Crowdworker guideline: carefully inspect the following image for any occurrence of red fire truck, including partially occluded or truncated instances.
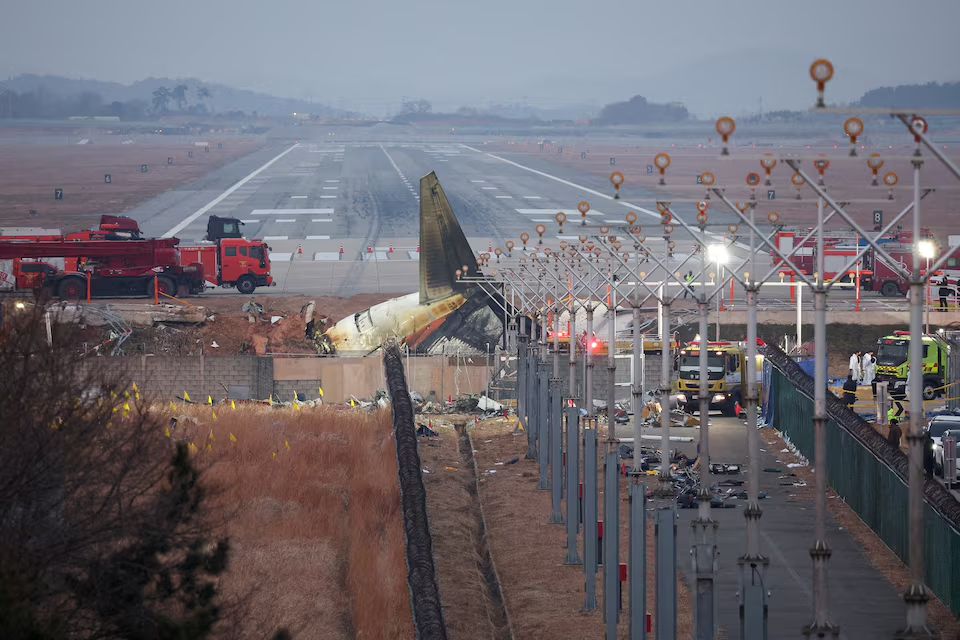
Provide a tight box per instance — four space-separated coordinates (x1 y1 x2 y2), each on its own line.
0 215 274 298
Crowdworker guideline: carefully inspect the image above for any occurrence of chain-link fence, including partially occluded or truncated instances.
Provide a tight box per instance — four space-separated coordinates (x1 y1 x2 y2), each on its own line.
766 345 960 617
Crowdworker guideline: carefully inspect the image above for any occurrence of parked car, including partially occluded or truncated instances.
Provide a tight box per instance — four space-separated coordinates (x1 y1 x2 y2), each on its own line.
926 416 960 476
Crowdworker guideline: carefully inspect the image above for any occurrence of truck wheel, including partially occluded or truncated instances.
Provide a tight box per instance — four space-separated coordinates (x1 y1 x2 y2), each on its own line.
57 278 87 300
236 275 256 295
923 381 937 401
880 281 901 297
148 276 176 299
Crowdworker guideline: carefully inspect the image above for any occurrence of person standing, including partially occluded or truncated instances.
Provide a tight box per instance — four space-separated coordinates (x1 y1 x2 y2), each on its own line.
938 275 952 311
923 429 936 478
683 270 695 298
887 418 902 449
849 351 862 383
842 374 858 409
862 351 876 396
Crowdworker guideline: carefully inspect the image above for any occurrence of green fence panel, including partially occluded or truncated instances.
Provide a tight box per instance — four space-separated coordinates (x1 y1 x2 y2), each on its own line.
771 366 960 616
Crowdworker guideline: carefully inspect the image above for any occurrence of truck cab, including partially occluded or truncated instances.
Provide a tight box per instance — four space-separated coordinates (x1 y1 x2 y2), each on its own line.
219 238 272 294
675 340 763 416
875 331 948 400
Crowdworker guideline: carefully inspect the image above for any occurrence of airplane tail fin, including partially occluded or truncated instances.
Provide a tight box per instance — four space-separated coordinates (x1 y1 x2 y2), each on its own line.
419 172 479 305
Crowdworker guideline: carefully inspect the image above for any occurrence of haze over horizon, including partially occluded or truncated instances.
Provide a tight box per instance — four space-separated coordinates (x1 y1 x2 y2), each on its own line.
3 0 959 118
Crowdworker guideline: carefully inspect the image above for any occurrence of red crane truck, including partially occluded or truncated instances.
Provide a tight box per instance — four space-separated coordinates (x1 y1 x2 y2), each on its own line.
0 238 205 299
0 215 274 298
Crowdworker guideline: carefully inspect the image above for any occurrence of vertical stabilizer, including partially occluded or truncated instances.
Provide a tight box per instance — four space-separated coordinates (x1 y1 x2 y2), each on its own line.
419 172 479 305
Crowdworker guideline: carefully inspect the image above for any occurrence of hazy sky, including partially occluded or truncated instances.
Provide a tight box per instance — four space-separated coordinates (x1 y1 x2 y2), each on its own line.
3 0 959 116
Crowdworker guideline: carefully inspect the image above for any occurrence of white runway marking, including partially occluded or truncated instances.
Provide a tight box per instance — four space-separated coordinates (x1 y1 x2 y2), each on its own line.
516 208 601 217
263 235 289 240
306 235 331 240
523 196 542 199
163 142 300 237
275 219 296 223
311 218 333 223
495 195 513 199
314 252 342 261
241 219 260 223
461 144 664 223
323 186 338 190
471 180 486 183
481 186 498 190
290 195 308 199
249 208 334 215
380 144 418 203
271 252 293 261
326 180 339 183
320 195 336 198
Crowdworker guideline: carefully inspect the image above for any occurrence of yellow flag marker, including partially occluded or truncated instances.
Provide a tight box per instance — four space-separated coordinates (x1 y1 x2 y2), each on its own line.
110 390 117 398
204 442 212 451
132 382 139 393
124 390 130 399
285 440 290 450
164 426 171 437
183 391 191 402
349 398 355 407
208 428 215 441
231 400 236 410
207 395 213 405
169 401 176 411
268 395 274 407
212 411 218 420
293 390 298 402
293 403 300 411
272 451 278 461
229 432 237 443
318 387 324 397
123 401 130 412
188 442 198 454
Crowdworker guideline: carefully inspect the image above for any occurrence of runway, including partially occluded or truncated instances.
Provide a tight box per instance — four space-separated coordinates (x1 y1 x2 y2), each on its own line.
121 129 911 311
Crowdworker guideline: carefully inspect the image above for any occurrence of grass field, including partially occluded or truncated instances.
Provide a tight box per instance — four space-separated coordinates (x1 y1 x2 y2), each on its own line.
165 404 413 639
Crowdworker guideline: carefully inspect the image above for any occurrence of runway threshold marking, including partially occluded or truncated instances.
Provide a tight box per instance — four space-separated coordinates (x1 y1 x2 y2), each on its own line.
163 142 300 237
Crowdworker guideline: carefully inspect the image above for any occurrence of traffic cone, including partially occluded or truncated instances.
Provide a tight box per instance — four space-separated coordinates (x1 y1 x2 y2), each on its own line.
367 245 372 253
388 243 393 253
297 244 303 255
488 242 493 252
416 242 420 253
339 244 344 254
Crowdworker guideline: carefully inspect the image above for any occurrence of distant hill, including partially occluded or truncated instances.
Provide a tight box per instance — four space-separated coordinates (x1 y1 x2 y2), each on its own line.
0 74 346 117
857 81 960 109
592 95 689 125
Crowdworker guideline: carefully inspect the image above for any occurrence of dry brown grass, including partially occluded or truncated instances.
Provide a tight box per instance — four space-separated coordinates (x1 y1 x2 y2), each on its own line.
164 404 414 639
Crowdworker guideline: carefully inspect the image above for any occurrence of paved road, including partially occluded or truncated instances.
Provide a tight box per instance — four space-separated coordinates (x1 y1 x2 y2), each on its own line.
672 415 907 638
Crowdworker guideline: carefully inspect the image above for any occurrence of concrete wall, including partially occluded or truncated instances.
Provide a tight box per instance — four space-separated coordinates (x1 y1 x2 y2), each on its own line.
83 354 489 403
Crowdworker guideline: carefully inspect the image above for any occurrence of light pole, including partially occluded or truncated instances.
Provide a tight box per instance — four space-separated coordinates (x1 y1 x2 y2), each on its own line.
919 240 935 334
485 341 490 401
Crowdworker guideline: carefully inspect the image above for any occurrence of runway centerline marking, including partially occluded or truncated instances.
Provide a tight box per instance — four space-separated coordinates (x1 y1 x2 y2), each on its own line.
249 208 334 215
290 195 308 199
481 187 498 190
163 142 300 237
275 219 297 223
325 180 339 183
320 195 336 198
263 235 289 241
323 186 338 190
471 180 486 183
306 235 331 240
311 219 333 223
495 195 513 199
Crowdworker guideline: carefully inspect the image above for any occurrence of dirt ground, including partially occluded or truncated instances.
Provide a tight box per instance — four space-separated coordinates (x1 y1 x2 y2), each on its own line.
85 292 395 356
489 141 960 243
0 136 264 232
457 416 692 639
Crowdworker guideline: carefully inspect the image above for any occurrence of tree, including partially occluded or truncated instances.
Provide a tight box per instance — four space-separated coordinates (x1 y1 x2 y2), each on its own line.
594 94 689 125
399 98 432 115
0 302 232 639
171 84 189 112
152 87 171 113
